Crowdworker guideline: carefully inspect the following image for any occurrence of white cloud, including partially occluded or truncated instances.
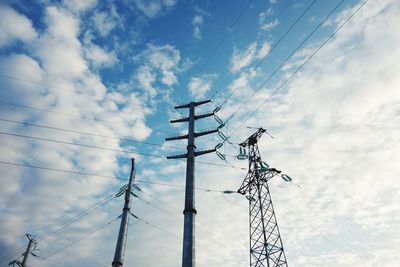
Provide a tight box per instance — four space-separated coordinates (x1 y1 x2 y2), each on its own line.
133 44 181 99
136 65 157 97
63 0 98 12
257 41 271 59
92 11 116 36
230 41 271 73
1 1 400 267
192 15 204 40
0 3 153 264
192 7 210 40
219 1 400 266
188 74 216 99
0 5 37 48
84 43 118 68
230 42 257 73
133 0 177 18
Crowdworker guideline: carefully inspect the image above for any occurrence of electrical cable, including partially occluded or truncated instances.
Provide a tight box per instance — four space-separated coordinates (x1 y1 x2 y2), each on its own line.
222 0 347 129
182 0 253 101
228 0 370 137
0 131 244 169
131 213 179 239
0 160 236 191
196 0 253 76
37 194 116 242
0 73 169 114
38 216 120 263
0 100 175 135
277 0 294 17
214 0 319 107
0 118 186 151
0 188 119 265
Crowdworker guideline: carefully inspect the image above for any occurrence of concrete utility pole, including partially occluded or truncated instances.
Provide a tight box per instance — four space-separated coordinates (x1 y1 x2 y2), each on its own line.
22 234 36 267
112 158 135 267
166 100 218 267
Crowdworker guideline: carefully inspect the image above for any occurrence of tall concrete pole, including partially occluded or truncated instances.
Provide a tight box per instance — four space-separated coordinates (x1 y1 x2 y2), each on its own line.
112 158 135 267
182 102 196 267
21 234 35 267
166 100 218 267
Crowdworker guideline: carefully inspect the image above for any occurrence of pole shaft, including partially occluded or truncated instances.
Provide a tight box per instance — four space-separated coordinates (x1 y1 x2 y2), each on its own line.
182 102 196 267
21 235 33 267
112 158 135 267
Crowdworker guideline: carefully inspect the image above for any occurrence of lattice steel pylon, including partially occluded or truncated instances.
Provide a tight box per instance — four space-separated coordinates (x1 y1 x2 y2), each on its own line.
237 128 288 267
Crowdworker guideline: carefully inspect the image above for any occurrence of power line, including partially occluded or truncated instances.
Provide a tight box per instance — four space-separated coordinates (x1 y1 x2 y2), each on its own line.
222 0 347 129
0 100 175 135
131 213 180 239
0 130 168 158
196 0 253 76
0 73 168 114
0 188 119 266
0 131 244 169
183 0 253 101
0 118 185 151
229 0 370 137
0 160 235 190
37 194 116 242
38 216 120 263
211 0 318 105
277 0 294 17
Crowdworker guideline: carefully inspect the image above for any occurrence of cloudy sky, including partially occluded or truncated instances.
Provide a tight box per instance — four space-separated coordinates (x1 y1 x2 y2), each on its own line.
0 0 399 266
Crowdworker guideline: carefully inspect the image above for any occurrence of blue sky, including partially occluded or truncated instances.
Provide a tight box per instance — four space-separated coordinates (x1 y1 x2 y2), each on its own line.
0 0 399 266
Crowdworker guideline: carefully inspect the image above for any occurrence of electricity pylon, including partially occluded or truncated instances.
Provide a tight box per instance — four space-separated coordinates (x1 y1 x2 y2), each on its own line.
166 100 218 267
237 128 288 267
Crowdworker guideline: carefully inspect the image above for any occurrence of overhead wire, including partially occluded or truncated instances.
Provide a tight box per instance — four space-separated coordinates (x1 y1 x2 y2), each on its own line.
222 0 347 130
131 213 180 239
196 0 253 76
0 73 168 114
181 0 253 101
36 216 120 264
0 100 175 135
0 160 236 191
0 117 186 151
228 0 370 137
36 193 117 242
0 131 244 169
213 0 318 107
0 186 120 266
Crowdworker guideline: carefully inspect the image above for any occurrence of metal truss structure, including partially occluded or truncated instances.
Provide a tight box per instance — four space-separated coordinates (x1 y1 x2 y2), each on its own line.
238 128 288 267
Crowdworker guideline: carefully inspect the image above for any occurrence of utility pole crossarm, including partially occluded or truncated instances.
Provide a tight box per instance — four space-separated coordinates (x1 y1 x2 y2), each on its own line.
165 134 189 141
174 99 211 109
167 153 187 159
194 112 214 120
194 148 216 157
195 129 218 138
171 117 190 123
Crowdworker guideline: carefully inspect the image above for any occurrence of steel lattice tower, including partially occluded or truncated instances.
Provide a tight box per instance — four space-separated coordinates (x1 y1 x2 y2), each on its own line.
237 128 288 267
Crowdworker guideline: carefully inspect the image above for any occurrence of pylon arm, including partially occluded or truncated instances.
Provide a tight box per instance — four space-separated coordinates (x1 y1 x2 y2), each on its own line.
194 112 214 120
175 99 211 109
165 134 188 141
194 148 216 157
171 117 189 123
195 129 218 137
167 153 187 159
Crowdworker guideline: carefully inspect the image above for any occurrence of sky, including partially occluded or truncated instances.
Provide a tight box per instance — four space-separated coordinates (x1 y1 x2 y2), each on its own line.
0 0 399 266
